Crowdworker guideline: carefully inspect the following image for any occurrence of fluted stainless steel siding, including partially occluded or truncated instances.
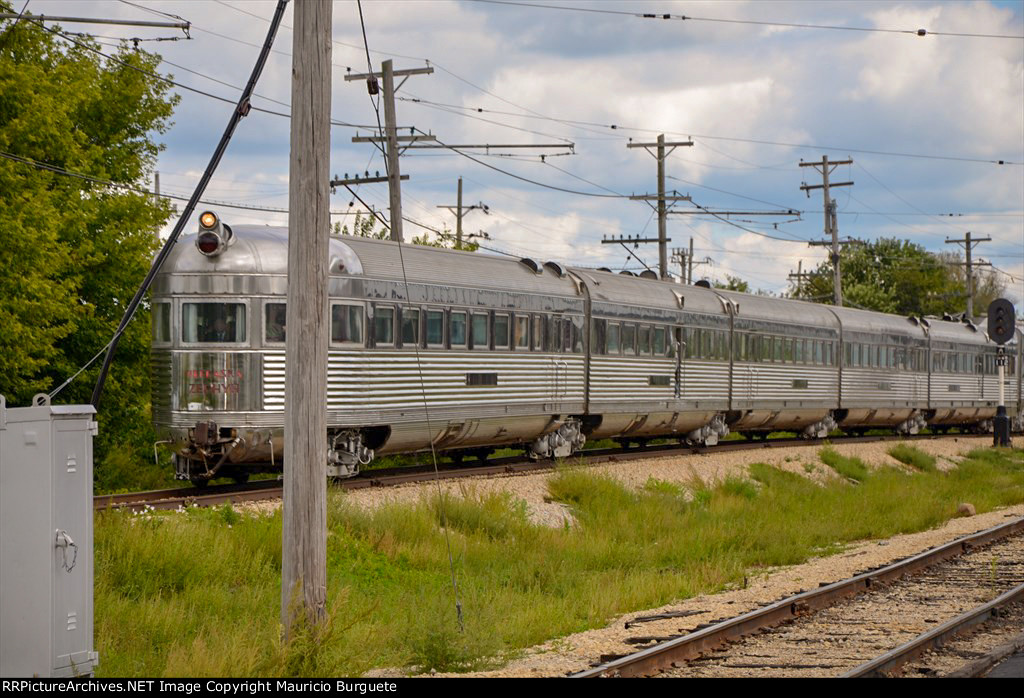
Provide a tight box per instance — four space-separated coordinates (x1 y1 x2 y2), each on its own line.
841 368 928 408
731 362 838 407
263 350 585 420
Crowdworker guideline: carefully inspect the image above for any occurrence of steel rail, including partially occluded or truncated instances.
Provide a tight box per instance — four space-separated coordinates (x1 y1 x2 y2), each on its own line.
572 517 1024 678
841 582 1024 677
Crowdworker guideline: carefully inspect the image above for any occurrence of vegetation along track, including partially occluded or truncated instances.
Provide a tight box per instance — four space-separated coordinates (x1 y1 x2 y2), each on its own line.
95 432 951 512
575 517 1024 678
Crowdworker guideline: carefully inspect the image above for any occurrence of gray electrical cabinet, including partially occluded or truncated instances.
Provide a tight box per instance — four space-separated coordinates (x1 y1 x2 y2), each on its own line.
1 394 99 677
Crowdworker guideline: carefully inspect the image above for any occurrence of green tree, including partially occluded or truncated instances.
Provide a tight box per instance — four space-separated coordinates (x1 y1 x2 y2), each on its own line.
334 211 478 251
0 10 178 489
788 237 1002 317
713 275 751 293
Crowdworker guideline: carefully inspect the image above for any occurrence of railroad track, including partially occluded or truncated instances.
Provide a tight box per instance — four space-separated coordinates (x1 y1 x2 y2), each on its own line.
574 517 1024 678
95 432 966 512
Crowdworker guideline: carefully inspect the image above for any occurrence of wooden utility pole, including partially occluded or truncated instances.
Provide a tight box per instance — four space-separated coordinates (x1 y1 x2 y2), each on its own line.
282 0 331 637
438 177 489 249
627 135 693 278
344 63 434 242
688 237 694 284
671 247 687 283
788 260 815 297
800 156 853 306
945 232 992 319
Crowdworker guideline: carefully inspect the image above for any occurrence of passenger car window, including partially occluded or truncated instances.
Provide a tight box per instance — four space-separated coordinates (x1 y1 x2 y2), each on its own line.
331 304 364 345
401 308 419 346
621 324 636 355
607 323 620 354
494 312 510 349
265 303 286 344
374 305 395 346
183 302 246 343
653 327 666 356
471 313 488 349
153 302 171 343
450 311 467 348
426 310 444 347
514 315 529 349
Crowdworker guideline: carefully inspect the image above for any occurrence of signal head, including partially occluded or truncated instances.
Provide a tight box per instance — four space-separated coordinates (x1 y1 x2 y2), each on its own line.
987 298 1016 345
195 211 232 257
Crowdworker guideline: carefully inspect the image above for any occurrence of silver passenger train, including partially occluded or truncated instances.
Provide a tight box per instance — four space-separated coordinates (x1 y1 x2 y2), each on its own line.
151 214 1023 484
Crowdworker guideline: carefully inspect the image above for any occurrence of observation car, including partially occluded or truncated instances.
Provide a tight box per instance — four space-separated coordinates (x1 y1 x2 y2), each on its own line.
150 213 1022 484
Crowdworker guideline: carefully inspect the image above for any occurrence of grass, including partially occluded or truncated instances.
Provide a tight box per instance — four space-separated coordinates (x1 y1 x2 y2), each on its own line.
94 447 1023 677
819 447 871 482
887 443 938 471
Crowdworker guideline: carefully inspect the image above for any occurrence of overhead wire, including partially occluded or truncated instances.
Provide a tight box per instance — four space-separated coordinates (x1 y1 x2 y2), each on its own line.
469 0 1024 40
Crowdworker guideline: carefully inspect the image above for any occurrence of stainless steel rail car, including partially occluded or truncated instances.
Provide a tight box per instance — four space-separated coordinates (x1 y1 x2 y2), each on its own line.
151 219 1020 484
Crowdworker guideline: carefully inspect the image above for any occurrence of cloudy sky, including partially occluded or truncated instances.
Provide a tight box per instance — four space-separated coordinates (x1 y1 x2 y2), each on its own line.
26 0 1024 305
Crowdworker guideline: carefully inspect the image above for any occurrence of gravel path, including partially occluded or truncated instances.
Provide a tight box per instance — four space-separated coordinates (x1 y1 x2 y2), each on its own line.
658 533 1024 678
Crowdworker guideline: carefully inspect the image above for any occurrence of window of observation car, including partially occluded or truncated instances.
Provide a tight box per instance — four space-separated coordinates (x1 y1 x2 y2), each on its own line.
426 310 444 347
621 324 636 355
450 311 467 348
533 314 545 351
471 313 488 349
152 302 171 344
639 325 651 355
607 323 620 354
772 336 783 363
666 328 676 358
265 303 286 344
565 317 579 353
795 338 805 364
826 342 835 366
401 307 419 347
331 303 364 346
591 318 606 355
373 305 395 347
514 315 529 349
653 326 667 356
182 302 246 343
494 312 510 350
544 316 561 353
702 330 713 359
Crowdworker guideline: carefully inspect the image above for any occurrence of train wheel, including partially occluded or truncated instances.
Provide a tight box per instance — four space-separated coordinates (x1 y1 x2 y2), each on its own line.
231 472 250 484
190 477 210 488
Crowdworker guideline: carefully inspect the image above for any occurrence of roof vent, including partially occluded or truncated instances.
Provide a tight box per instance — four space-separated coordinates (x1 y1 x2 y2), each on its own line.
519 258 543 274
639 270 659 280
942 313 954 321
619 270 636 277
920 318 931 328
544 261 567 278
907 316 920 326
597 267 613 273
695 279 712 288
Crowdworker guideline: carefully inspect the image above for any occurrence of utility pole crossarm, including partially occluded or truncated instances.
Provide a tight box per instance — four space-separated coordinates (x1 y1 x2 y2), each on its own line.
800 181 853 192
343 66 434 81
405 143 572 150
351 134 436 143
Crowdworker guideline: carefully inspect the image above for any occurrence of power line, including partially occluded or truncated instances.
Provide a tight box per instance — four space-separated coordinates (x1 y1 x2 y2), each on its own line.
0 150 360 216
401 96 1023 166
470 0 1024 40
